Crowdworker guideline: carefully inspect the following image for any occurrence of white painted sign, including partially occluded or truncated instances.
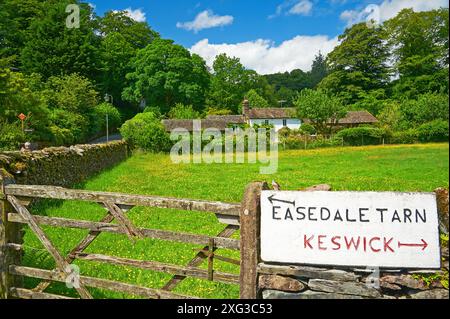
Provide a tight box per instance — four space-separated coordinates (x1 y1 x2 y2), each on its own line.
260 191 441 269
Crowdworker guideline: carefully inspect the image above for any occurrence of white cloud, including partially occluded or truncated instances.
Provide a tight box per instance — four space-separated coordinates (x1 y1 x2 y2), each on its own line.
270 0 314 18
113 8 146 22
176 10 234 33
340 0 449 26
289 1 313 15
190 35 339 74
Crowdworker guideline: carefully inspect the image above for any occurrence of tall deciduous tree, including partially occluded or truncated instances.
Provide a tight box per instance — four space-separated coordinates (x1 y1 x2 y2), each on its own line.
0 0 44 64
246 89 269 108
98 10 159 49
207 54 261 113
319 23 390 104
385 8 449 98
294 89 347 135
122 38 210 113
98 10 160 107
20 1 100 80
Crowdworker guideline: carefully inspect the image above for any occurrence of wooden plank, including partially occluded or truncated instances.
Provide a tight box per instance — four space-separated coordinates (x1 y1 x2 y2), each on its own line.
239 182 268 299
162 224 239 291
73 253 239 284
103 202 142 239
208 238 214 281
6 195 93 299
1 169 23 299
4 184 240 216
9 287 76 299
32 211 117 293
8 213 240 250
9 265 196 299
215 213 240 226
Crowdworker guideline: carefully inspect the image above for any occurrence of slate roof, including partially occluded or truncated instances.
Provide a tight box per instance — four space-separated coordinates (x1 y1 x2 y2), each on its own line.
162 118 244 132
337 111 379 124
302 111 379 125
246 108 297 119
162 110 378 132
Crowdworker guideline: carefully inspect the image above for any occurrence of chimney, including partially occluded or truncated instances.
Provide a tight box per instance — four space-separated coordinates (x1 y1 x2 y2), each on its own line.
242 98 250 116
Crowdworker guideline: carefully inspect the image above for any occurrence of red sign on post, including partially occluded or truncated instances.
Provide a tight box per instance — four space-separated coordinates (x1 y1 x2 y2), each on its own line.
18 113 27 121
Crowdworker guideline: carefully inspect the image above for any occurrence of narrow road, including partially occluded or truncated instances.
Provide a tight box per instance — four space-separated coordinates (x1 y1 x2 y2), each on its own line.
88 133 123 144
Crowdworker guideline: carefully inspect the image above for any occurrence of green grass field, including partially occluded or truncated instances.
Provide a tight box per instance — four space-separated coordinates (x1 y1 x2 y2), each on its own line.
21 143 449 298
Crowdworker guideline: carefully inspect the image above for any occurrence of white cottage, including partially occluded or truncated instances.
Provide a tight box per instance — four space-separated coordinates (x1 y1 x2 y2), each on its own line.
242 99 301 132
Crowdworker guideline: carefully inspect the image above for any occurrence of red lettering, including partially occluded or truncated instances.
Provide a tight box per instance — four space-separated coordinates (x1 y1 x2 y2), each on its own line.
345 236 361 251
369 237 381 252
304 235 314 249
384 237 395 253
331 236 341 250
318 235 327 251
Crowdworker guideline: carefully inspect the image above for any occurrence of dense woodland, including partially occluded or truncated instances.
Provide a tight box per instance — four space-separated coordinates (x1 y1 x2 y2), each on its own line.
0 0 448 150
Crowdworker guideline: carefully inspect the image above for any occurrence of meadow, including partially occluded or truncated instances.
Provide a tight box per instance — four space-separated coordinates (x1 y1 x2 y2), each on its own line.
21 143 449 298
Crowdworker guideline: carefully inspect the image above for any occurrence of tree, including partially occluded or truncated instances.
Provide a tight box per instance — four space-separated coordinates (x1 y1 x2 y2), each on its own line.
319 23 390 104
98 10 159 49
294 89 347 135
246 89 269 108
42 73 100 143
309 52 328 88
265 69 310 91
207 54 259 113
98 11 159 107
385 8 449 98
20 1 100 80
275 87 296 107
0 0 45 64
122 39 210 113
0 57 50 139
168 103 201 119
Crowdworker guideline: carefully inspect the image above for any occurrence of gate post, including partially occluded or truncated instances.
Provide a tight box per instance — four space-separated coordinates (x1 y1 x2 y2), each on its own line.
0 168 23 299
239 181 269 299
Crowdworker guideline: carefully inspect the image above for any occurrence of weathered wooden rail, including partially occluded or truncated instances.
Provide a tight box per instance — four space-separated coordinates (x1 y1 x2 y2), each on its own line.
0 169 256 299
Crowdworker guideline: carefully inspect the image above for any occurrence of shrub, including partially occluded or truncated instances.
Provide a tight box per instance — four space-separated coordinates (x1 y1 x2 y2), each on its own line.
0 121 26 151
390 129 419 144
93 103 122 133
49 125 75 146
143 106 162 118
283 135 343 150
120 112 171 152
284 136 305 150
417 120 449 142
299 123 316 135
308 136 343 149
49 109 89 144
168 103 201 119
399 93 449 128
336 127 388 146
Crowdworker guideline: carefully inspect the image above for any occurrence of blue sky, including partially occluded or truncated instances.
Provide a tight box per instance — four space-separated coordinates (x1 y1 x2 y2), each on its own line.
88 0 449 74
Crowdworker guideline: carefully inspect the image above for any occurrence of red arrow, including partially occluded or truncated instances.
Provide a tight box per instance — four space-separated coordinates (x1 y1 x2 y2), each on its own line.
398 239 428 251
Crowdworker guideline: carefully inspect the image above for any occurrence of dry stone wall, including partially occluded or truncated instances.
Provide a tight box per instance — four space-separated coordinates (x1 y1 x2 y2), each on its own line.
0 141 129 187
258 257 449 299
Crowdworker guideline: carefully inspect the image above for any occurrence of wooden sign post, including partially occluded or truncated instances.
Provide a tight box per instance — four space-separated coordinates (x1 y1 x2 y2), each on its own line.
260 191 441 269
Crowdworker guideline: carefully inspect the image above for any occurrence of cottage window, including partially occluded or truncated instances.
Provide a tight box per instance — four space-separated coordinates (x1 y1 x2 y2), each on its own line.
264 120 269 125
283 119 287 127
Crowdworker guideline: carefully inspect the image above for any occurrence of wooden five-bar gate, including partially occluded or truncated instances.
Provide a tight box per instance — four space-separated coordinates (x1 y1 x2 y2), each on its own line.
0 169 263 299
